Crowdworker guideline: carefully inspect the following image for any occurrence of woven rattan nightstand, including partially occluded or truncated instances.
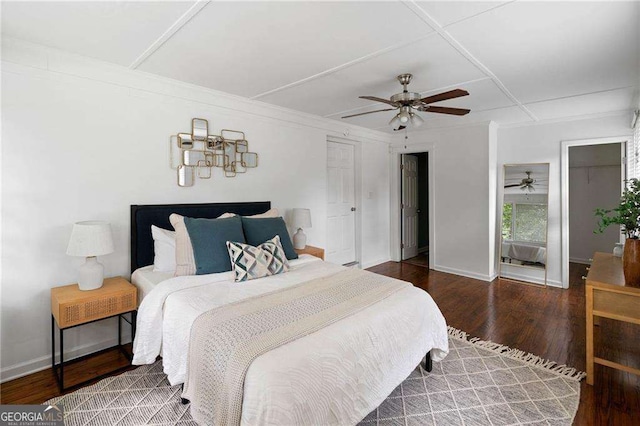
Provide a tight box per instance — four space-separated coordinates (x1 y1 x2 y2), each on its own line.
51 276 137 391
294 245 325 260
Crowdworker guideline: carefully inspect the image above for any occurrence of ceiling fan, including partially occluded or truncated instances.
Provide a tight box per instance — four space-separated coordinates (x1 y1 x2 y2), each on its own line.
341 73 471 130
504 171 538 191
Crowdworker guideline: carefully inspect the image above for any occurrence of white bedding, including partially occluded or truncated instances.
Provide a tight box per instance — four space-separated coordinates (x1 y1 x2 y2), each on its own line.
133 255 449 425
131 265 174 304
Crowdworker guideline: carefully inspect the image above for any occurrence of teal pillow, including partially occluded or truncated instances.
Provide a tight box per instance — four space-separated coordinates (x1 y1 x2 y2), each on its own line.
241 216 298 260
184 216 245 274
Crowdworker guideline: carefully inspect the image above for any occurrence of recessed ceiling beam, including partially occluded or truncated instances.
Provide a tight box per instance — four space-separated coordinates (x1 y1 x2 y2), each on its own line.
250 33 438 100
129 0 210 70
402 0 538 122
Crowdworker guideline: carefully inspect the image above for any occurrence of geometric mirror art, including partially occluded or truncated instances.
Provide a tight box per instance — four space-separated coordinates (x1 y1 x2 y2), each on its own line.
170 118 258 186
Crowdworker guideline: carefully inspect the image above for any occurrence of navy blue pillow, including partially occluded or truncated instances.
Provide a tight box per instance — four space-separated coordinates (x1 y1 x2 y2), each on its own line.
241 217 298 260
184 216 245 274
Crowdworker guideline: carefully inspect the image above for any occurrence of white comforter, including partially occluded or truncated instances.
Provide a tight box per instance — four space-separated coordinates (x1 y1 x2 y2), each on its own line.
133 255 449 425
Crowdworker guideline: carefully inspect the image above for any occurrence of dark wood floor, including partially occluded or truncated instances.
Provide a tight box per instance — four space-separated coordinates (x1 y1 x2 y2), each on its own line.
369 261 640 425
2 262 639 425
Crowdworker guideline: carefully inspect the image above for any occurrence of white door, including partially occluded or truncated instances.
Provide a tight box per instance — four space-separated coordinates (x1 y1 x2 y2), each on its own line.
327 141 357 265
402 154 419 260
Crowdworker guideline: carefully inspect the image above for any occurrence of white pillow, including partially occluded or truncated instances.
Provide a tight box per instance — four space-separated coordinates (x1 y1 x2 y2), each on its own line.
151 225 176 272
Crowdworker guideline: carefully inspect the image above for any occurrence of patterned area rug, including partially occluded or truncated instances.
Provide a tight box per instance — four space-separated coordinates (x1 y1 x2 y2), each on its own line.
45 327 584 426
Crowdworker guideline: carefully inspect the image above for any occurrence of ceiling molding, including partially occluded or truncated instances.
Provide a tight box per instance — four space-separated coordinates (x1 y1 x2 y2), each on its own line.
499 109 633 129
129 0 210 69
2 37 392 145
523 85 638 107
249 33 438 100
401 0 539 122
441 1 517 28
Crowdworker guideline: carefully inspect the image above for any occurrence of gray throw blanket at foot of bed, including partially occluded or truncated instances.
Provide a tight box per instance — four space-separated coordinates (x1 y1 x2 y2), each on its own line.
181 268 408 426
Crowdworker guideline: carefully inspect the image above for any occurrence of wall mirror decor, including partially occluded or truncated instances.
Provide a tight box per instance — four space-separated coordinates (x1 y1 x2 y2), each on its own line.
499 163 550 286
170 118 258 186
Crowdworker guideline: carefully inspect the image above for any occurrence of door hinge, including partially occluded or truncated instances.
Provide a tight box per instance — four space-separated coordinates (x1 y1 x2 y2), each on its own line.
401 164 404 170
401 243 405 249
401 203 405 209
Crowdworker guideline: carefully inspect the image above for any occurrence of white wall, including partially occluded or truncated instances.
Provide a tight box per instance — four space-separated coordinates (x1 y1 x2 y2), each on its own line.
391 123 497 281
498 114 633 287
568 144 622 263
0 39 392 381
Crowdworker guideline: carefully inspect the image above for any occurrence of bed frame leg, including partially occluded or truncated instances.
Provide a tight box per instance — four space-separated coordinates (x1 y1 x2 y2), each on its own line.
180 384 190 405
423 351 432 372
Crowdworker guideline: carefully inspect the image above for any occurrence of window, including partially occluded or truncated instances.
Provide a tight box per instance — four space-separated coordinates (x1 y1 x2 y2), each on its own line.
503 202 548 243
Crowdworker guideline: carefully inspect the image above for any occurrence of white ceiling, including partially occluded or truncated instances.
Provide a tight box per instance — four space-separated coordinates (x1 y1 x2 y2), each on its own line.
2 1 639 133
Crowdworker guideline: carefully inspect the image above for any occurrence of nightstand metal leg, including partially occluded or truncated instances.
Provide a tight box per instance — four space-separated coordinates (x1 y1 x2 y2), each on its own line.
132 311 137 341
59 326 64 390
51 316 55 371
118 314 122 347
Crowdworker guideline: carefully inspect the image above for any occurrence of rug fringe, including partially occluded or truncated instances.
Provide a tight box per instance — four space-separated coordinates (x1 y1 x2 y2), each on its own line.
447 326 586 382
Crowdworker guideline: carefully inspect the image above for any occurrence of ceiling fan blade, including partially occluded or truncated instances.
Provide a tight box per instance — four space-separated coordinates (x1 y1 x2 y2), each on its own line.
419 89 469 105
423 106 470 116
342 108 395 119
393 125 407 131
504 184 521 188
359 96 400 107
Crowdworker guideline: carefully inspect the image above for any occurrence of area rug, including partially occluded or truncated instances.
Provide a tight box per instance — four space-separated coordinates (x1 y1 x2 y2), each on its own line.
45 327 584 426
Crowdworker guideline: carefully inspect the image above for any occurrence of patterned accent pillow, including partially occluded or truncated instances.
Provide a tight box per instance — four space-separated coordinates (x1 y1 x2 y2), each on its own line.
226 236 290 282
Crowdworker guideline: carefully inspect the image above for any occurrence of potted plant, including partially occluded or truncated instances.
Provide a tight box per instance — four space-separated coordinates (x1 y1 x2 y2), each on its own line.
595 178 640 286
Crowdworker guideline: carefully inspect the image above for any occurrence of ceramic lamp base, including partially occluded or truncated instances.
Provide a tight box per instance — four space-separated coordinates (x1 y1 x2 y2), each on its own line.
293 228 307 250
78 256 105 291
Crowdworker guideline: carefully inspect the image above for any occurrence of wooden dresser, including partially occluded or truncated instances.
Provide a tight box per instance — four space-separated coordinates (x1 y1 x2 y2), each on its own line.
585 252 640 385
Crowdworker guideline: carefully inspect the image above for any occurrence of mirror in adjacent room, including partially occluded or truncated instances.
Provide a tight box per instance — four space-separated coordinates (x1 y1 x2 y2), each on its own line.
499 163 550 286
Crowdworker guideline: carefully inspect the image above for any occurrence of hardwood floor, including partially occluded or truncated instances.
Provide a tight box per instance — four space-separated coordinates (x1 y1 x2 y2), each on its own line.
367 261 640 425
1 262 638 425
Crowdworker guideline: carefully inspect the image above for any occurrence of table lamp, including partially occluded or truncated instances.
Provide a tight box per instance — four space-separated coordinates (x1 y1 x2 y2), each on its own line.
291 208 312 250
66 221 114 290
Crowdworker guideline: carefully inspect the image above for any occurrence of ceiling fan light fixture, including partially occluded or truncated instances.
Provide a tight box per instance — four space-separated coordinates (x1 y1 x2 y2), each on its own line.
398 107 411 124
389 114 401 129
410 112 424 128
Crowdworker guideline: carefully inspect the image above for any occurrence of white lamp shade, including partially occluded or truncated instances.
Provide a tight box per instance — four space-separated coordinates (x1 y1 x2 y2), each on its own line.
410 113 424 128
66 221 114 257
291 208 312 229
389 114 401 129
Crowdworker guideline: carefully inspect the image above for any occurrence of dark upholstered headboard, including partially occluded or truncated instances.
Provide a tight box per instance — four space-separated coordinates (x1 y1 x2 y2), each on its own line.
130 201 271 272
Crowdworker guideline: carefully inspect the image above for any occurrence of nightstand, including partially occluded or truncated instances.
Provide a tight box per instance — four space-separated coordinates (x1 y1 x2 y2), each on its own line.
51 276 137 391
295 245 325 260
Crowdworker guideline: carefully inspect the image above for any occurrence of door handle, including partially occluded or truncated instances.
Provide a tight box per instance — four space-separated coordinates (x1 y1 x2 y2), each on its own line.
351 207 356 212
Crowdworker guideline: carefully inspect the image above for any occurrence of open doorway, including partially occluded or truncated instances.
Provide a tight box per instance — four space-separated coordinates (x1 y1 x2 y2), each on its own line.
561 136 630 288
401 152 429 267
567 143 624 285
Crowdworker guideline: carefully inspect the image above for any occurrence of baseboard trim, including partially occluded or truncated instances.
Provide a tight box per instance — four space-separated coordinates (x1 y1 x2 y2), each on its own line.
432 264 492 282
418 246 429 254
498 270 564 288
362 257 391 269
546 279 563 288
0 335 132 383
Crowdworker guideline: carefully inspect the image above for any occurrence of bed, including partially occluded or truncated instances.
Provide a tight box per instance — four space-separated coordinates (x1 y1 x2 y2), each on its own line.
130 202 449 425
